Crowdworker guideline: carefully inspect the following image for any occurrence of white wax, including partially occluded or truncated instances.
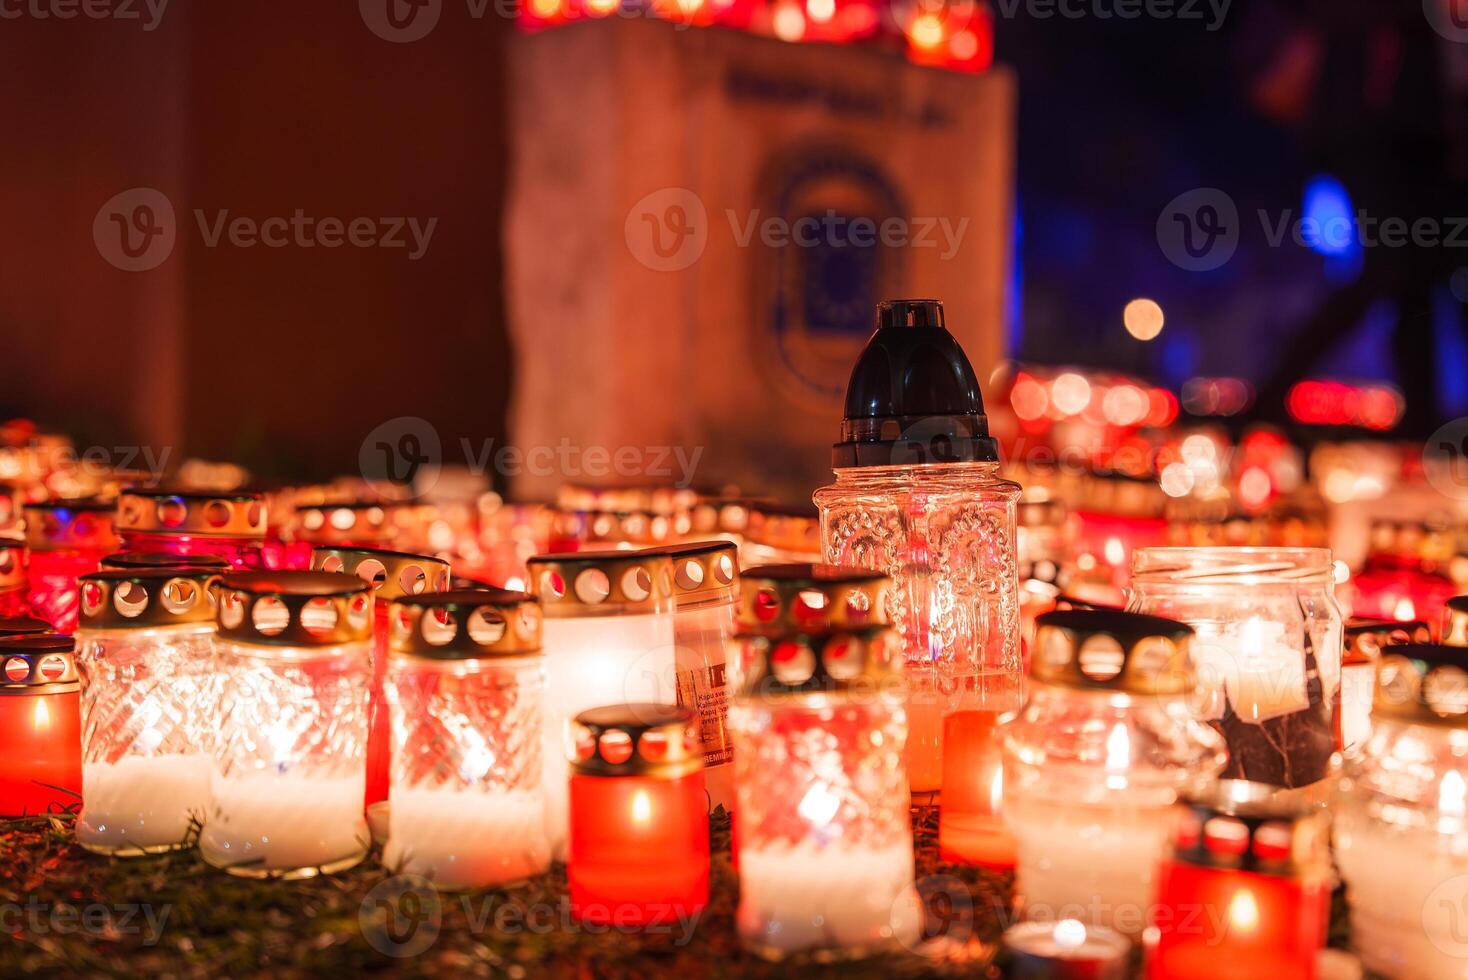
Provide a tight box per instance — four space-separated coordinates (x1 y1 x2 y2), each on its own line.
199 771 368 876
383 786 550 889
76 753 211 853
541 612 676 857
736 840 920 957
1340 663 1374 755
1008 797 1176 937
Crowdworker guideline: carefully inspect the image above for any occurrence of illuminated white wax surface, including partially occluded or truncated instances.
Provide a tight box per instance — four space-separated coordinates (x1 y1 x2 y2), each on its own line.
76 754 211 854
383 786 549 889
1340 662 1375 754
199 771 368 877
736 841 920 957
1217 618 1309 722
541 611 675 857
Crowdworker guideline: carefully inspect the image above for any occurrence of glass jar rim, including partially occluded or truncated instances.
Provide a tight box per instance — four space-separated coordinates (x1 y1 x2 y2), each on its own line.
1131 546 1335 584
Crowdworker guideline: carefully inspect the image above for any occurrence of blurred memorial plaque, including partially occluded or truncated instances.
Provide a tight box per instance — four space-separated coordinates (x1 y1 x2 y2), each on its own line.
506 19 1014 499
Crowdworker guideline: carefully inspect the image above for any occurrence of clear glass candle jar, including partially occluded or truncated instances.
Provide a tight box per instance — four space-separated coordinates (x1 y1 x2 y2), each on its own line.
569 703 709 925
660 540 739 813
311 546 450 811
115 488 268 570
1128 547 1344 803
1445 596 1468 647
528 550 677 858
1005 610 1226 938
381 589 551 889
726 616 919 960
1341 618 1430 756
0 634 82 816
24 499 119 632
0 535 41 620
815 300 1021 797
1336 644 1468 979
1148 781 1331 979
199 571 373 878
74 566 220 855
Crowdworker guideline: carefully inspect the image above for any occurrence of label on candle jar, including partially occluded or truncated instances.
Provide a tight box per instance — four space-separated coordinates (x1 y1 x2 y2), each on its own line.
675 662 733 769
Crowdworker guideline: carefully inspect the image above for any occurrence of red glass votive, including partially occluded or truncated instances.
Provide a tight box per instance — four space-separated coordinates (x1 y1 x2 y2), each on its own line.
24 500 117 633
115 489 267 570
1147 782 1329 980
938 672 1023 868
0 635 82 816
568 704 709 927
0 536 41 620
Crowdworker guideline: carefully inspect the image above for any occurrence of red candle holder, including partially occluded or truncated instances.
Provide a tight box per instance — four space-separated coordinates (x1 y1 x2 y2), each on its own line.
115 488 268 569
24 499 118 633
938 671 1023 868
568 703 709 927
0 634 82 816
311 546 450 810
1147 781 1330 980
0 536 42 620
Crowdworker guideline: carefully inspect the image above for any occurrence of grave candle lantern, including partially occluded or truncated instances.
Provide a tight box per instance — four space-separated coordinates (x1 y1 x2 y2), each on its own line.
0 634 82 816
1148 781 1330 979
1128 547 1344 803
1341 618 1430 755
528 550 677 858
115 488 267 570
101 551 231 573
24 499 119 633
1335 644 1468 979
0 535 41 620
1005 610 1225 938
815 299 1021 797
199 571 373 878
1444 595 1468 647
286 501 394 569
726 591 919 960
381 589 551 889
74 566 220 855
311 546 450 810
568 703 708 925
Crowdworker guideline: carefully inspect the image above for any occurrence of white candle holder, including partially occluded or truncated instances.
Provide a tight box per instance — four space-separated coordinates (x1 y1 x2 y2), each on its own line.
199 571 373 878
74 566 222 856
380 588 550 889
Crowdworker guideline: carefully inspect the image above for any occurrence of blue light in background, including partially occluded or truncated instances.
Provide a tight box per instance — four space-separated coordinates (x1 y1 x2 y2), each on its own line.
1006 204 1024 355
1301 175 1363 283
1435 285 1468 416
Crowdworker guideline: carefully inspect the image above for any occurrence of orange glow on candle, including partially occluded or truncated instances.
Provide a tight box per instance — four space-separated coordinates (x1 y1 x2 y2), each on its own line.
938 692 1019 869
33 697 49 729
631 788 653 826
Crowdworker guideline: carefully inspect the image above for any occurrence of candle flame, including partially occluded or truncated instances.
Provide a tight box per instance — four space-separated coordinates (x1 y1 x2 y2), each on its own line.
798 783 841 828
1439 771 1466 833
1103 537 1125 567
1053 918 1087 951
1104 723 1129 789
1393 597 1416 622
33 698 49 730
631 789 652 826
988 765 1004 813
1227 888 1258 934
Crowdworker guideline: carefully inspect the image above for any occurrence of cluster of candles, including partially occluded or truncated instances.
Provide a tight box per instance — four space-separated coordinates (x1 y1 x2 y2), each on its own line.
3 299 1468 977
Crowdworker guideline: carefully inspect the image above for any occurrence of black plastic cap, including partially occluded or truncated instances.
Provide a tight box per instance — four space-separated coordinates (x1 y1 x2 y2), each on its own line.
832 299 1000 468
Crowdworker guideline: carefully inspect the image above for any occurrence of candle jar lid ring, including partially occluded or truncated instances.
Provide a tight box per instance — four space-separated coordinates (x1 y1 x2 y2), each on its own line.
570 703 702 778
729 624 902 697
1031 609 1195 695
101 550 231 572
1172 779 1330 880
646 540 739 609
526 551 674 618
78 567 224 630
22 499 118 552
388 589 541 659
1130 546 1335 585
291 500 392 545
116 487 267 539
690 496 761 536
0 535 25 591
310 545 450 601
1344 618 1431 665
0 634 78 694
1374 644 1468 728
738 563 890 632
743 502 820 555
581 508 691 547
212 570 372 647
0 615 53 637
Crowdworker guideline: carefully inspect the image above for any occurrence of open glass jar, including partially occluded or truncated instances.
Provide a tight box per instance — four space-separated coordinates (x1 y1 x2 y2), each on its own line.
74 566 220 855
1128 547 1344 803
115 488 267 570
199 571 373 878
382 589 550 889
1005 610 1226 938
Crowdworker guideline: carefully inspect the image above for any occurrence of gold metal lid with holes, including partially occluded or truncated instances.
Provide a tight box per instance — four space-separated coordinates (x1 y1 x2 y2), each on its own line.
527 550 674 618
0 635 78 694
213 571 372 647
101 551 231 572
691 496 760 536
1031 609 1195 695
23 499 118 552
582 509 691 548
77 568 221 630
0 536 25 591
291 501 392 544
1346 618 1432 665
729 625 903 698
570 703 702 778
650 540 739 609
116 488 267 538
1375 644 1468 728
0 616 52 637
1018 498 1066 528
310 545 450 601
388 589 541 659
744 503 821 556
737 563 889 632
1171 780 1331 880
1444 596 1468 648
